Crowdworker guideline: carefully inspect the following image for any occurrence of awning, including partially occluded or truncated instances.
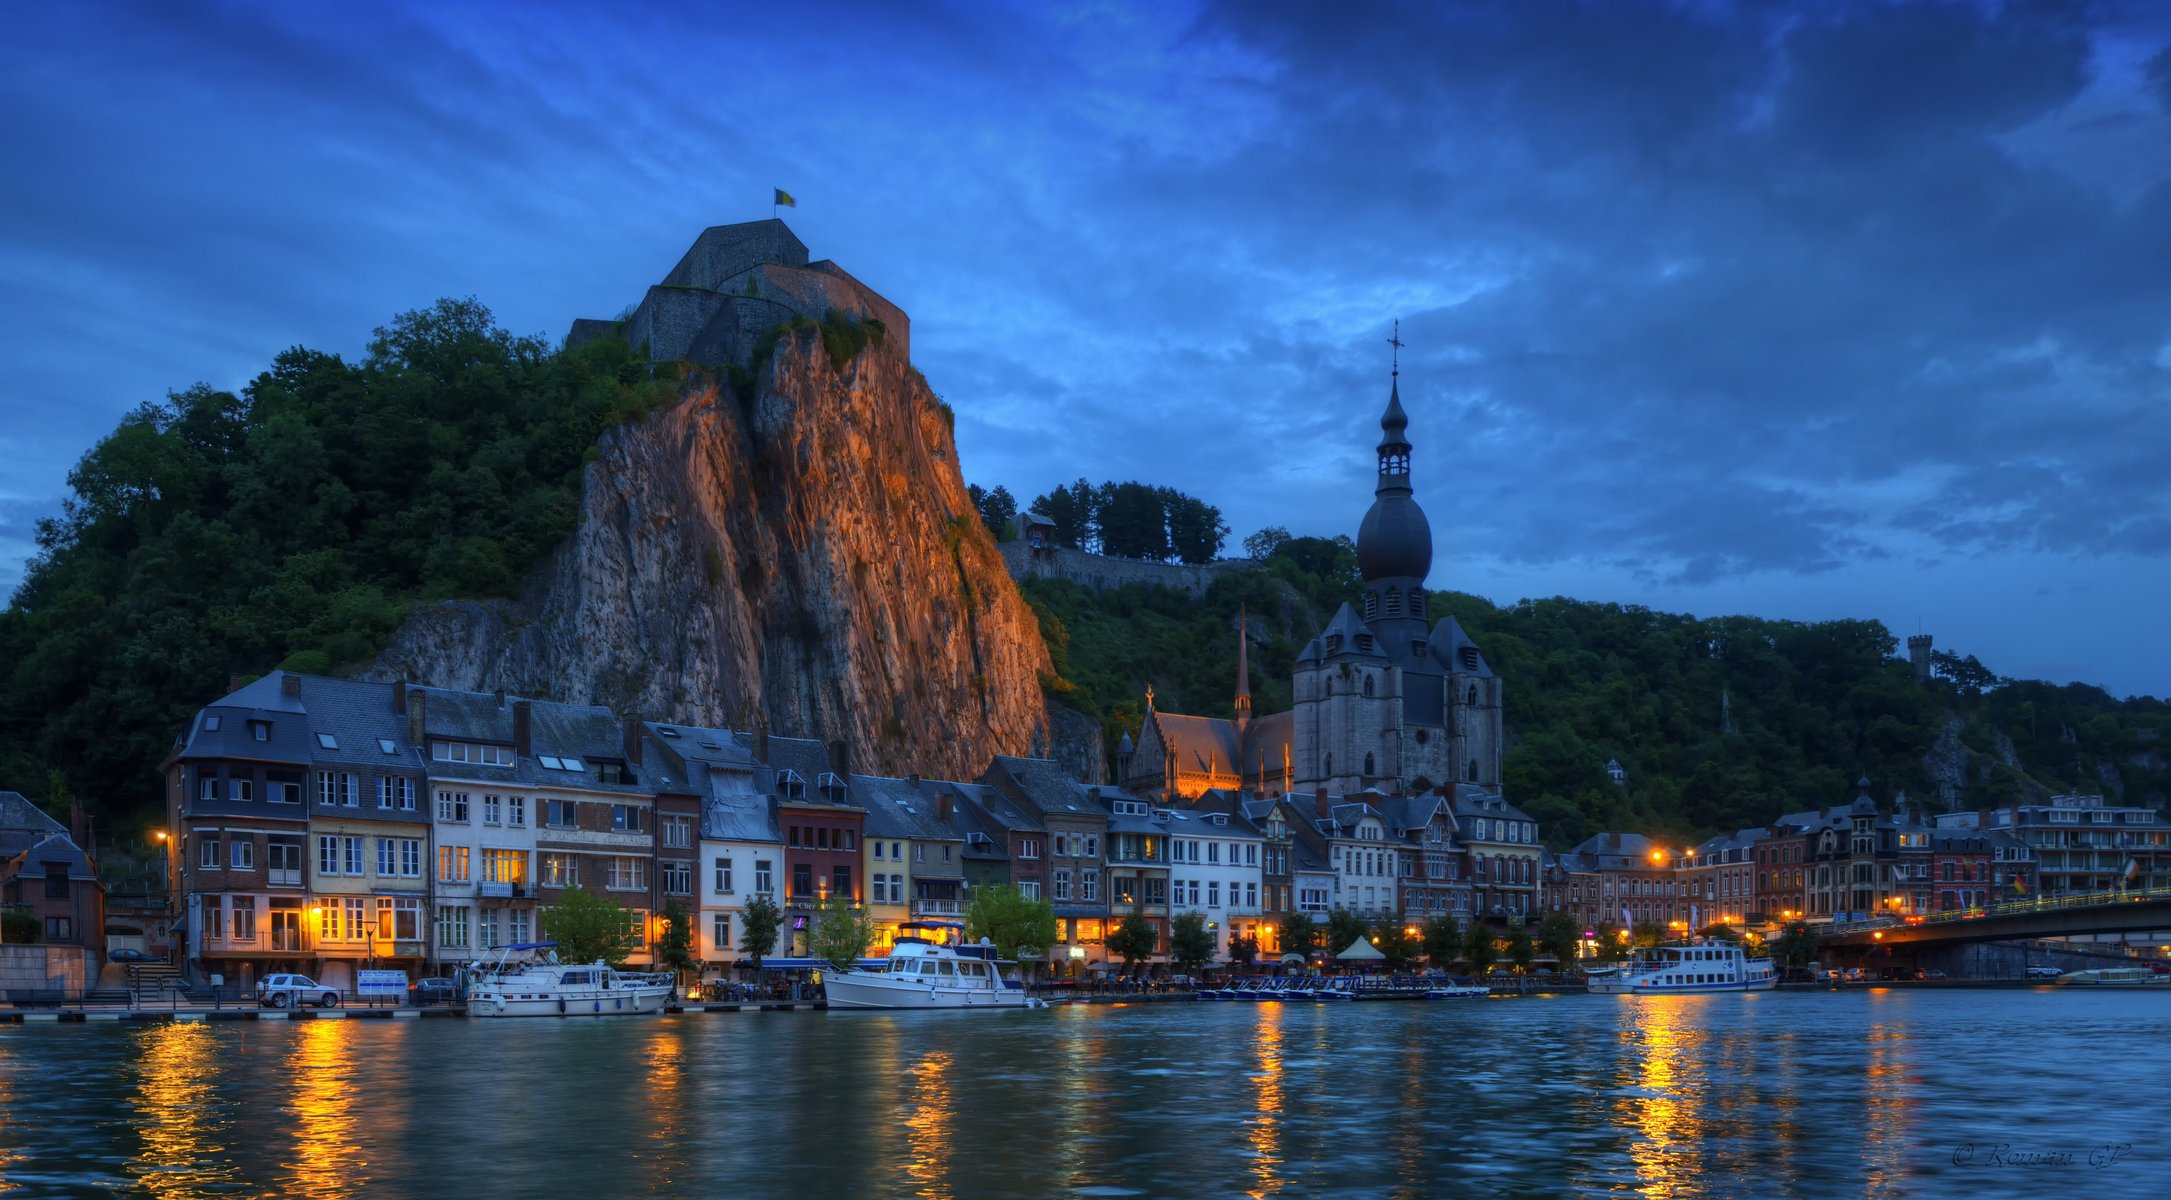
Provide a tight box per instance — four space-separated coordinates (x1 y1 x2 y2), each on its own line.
1335 938 1386 961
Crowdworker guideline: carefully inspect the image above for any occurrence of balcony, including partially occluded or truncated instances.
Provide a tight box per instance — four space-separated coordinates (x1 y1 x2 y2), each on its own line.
479 881 531 899
913 899 963 916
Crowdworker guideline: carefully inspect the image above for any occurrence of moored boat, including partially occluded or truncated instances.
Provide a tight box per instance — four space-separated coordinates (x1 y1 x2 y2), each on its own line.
2055 966 2170 987
464 942 676 1018
1586 941 1776 995
820 921 1047 1011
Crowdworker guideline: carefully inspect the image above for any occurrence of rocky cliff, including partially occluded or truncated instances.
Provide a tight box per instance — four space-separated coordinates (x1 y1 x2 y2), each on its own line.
368 328 1102 782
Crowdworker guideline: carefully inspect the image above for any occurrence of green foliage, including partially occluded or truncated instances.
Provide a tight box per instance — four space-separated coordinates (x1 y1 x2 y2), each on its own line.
1373 922 1417 969
1503 927 1535 975
809 895 876 969
0 298 677 827
1169 911 1216 973
1463 921 1498 975
1325 908 1367 957
738 895 783 968
1106 908 1159 972
656 898 697 981
814 308 885 373
1 910 38 944
964 883 1057 960
1536 912 1582 966
1228 934 1260 967
1278 911 1319 958
1421 915 1461 967
968 483 1018 539
1025 479 1228 564
542 884 634 967
1631 920 1668 949
1774 920 1820 968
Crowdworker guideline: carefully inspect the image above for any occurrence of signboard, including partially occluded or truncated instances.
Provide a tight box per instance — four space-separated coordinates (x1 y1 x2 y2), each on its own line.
480 882 512 898
358 970 408 997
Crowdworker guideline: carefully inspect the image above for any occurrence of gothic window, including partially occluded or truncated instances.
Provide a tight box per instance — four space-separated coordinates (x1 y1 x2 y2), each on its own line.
1363 675 1374 697
1466 758 1478 782
1363 753 1375 777
1467 685 1478 706
1324 753 1332 777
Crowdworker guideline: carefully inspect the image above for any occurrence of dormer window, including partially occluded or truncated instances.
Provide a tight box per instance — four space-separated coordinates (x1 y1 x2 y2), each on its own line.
778 770 807 801
1356 635 1374 654
249 721 270 742
203 715 222 732
316 733 339 750
1325 635 1342 655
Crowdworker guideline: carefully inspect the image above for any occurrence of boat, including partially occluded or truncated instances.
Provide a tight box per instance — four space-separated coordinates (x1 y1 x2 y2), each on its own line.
2055 966 2171 987
1425 981 1490 999
1585 941 1777 995
819 921 1047 1011
464 942 676 1018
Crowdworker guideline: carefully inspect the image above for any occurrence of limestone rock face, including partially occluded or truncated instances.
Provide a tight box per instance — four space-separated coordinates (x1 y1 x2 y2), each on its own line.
368 332 1072 781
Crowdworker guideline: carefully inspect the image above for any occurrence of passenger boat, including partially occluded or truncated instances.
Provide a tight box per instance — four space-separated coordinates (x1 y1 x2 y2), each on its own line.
464 942 676 1018
2055 966 2170 987
1425 982 1491 999
820 921 1047 1011
1585 941 1777 995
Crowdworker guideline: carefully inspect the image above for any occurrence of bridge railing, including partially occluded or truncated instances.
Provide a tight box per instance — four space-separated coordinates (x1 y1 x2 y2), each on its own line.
1820 885 2171 936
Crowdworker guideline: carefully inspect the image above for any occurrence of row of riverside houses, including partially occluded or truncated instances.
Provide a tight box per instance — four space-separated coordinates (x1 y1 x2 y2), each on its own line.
1539 777 2171 938
159 670 1555 990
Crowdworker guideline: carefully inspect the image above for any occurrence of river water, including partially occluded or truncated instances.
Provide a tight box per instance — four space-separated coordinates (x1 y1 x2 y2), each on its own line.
0 989 2164 1198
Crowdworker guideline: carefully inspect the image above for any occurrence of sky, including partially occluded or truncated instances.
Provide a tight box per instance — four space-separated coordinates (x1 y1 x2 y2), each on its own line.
3 0 2169 699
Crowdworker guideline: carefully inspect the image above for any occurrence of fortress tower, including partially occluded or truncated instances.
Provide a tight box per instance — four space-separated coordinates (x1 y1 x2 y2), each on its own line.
1908 634 1934 684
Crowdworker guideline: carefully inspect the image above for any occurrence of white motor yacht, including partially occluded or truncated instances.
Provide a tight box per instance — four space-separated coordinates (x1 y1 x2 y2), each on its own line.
1586 941 1776 995
821 921 1046 1011
464 942 676 1018
2055 966 2170 987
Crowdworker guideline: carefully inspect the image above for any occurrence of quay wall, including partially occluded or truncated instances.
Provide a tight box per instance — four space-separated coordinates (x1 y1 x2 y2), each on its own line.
0 945 95 1000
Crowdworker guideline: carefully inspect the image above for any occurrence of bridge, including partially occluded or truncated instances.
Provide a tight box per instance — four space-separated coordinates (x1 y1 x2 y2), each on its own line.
1819 886 2171 948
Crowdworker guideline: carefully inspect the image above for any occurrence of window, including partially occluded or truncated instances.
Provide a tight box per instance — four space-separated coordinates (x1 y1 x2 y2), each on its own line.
1084 835 1101 859
913 843 925 863
230 779 254 802
793 864 814 901
755 861 774 895
1082 870 1100 902
873 841 886 861
1019 880 1042 900
612 805 645 833
319 835 342 876
1053 868 1073 901
199 775 217 802
437 905 470 949
250 721 269 742
545 799 576 829
379 838 399 877
204 715 222 731
715 858 734 894
713 913 732 954
268 840 302 887
378 738 397 755
607 857 645 890
480 910 500 951
432 741 513 766
663 816 692 849
378 778 397 809
663 861 692 896
483 849 524 884
317 733 338 750
832 865 853 901
1208 880 1221 907
506 795 525 826
483 794 502 825
437 791 470 822
624 909 649 949
339 773 357 806
400 840 421 878
541 854 575 888
319 771 336 806
509 909 530 944
1020 837 1041 860
438 845 470 883
230 839 253 871
344 836 363 875
231 906 255 942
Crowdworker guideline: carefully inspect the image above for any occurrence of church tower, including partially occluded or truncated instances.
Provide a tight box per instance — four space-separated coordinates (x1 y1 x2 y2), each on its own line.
1355 360 1433 647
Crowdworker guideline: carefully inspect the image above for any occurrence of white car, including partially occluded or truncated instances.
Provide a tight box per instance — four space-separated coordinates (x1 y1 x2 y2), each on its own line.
257 973 341 1008
2024 966 2063 980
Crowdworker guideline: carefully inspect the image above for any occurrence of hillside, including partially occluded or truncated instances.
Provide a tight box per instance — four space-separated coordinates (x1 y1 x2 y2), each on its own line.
1023 545 2171 846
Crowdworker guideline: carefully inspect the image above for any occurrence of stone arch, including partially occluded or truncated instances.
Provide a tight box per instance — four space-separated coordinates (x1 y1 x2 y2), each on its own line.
1363 752 1375 777
1466 758 1478 782
1467 685 1478 706
1363 675 1374 697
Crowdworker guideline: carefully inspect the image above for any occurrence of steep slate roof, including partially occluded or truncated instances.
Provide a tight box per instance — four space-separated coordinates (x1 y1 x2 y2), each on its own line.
646 722 777 842
1317 603 1383 658
1450 783 1535 825
985 756 1107 823
954 782 1043 835
1569 831 1667 872
7 831 97 882
852 775 965 846
766 736 848 805
410 685 651 795
1428 616 1494 677
0 791 64 836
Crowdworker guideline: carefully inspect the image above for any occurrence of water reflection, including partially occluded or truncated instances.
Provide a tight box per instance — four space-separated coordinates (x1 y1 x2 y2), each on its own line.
1624 998 1709 1198
1861 1009 1911 1192
642 1028 689 1185
286 1019 365 1196
1246 1002 1285 1199
128 1022 231 1198
0 1041 21 1192
904 1049 954 1200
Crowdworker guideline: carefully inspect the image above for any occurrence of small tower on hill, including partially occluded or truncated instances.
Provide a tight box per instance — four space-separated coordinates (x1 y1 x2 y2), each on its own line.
1907 634 1934 684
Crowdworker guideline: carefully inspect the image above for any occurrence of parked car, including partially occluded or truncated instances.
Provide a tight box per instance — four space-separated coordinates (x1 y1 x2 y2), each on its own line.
258 973 341 1008
108 948 153 964
1922 969 1948 980
2025 966 2063 980
408 977 459 1006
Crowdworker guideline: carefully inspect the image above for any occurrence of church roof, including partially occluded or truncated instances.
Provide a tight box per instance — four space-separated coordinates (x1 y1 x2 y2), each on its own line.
1152 712 1243 778
1240 711 1292 781
1428 617 1494 677
1296 637 1323 664
1316 604 1384 659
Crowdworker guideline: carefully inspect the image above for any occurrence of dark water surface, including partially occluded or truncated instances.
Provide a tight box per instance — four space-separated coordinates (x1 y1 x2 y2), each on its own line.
2 989 2165 1198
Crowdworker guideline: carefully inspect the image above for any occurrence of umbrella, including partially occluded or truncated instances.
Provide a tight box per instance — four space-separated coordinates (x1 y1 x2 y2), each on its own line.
1336 938 1386 961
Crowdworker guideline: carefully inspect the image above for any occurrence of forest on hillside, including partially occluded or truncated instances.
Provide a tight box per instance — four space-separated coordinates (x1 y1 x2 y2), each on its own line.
1024 532 2171 847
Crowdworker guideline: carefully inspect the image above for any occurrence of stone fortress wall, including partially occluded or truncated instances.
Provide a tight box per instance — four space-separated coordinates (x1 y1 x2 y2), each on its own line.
567 220 909 367
997 541 1252 601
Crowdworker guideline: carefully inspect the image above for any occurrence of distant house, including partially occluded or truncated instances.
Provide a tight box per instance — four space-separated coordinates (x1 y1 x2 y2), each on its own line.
1020 511 1056 553
0 791 104 954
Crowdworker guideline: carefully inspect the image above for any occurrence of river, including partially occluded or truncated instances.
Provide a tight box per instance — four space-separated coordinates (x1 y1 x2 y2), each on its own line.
0 989 2163 1197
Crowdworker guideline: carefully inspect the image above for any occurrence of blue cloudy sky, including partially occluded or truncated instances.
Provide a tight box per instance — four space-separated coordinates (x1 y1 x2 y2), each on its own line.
4 0 2169 697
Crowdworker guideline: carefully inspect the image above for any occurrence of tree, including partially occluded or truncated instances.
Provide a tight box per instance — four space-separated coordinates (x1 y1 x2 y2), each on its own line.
1631 920 1668 949
964 883 1057 961
809 894 876 969
1774 921 1820 969
738 895 783 970
1169 911 1216 974
968 483 1017 540
1242 526 1291 562
1098 481 1171 561
1463 922 1498 976
542 884 633 967
1374 923 1417 969
1421 916 1461 968
1 910 38 944
1325 908 1368 957
1536 912 1582 968
1504 927 1535 975
1106 909 1160 975
1031 479 1097 550
1594 925 1631 962
1228 934 1260 969
656 898 697 985
1164 491 1228 564
1278 912 1319 959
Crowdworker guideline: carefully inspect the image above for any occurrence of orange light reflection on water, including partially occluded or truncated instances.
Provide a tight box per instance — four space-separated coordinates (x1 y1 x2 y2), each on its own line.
905 1049 954 1200
287 1020 365 1197
1246 1002 1286 1199
128 1021 231 1198
643 1029 689 1184
1625 998 1709 1199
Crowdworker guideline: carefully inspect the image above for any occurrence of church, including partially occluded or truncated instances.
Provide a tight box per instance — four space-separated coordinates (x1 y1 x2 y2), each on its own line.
1118 359 1504 801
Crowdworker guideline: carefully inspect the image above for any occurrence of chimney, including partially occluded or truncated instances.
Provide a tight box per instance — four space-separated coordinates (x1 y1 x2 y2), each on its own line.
408 689 427 747
1976 806 1990 830
514 701 532 758
755 727 769 763
623 713 643 767
494 688 506 708
908 773 921 790
227 674 245 694
936 791 952 822
393 680 407 716
829 739 849 777
281 674 302 698
69 800 88 850
1315 786 1329 819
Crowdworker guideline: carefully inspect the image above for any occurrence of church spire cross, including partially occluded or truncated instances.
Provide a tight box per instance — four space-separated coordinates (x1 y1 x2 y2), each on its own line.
1387 319 1404 376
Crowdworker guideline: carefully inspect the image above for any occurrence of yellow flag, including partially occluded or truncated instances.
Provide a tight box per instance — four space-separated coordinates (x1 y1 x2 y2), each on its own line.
773 188 797 208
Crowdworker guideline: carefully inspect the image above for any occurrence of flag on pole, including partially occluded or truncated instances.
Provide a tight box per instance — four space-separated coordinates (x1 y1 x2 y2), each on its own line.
773 188 797 208
2011 875 2027 895
2123 857 2140 884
